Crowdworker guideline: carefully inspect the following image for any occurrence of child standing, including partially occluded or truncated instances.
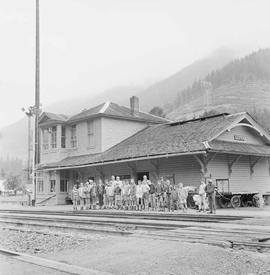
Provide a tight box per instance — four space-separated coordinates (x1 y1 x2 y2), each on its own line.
121 180 130 210
90 180 98 210
171 185 179 211
129 178 137 210
178 183 188 212
78 182 86 210
136 180 144 211
71 184 79 211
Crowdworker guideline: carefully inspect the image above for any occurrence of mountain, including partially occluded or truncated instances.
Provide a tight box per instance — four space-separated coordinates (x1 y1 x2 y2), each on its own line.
0 47 246 160
167 49 270 128
135 47 247 111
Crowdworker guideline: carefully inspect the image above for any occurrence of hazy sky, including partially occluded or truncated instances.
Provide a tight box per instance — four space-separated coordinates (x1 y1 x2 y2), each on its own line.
0 0 270 128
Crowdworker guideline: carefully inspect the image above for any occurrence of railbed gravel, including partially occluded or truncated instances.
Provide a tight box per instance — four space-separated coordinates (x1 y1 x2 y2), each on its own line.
0 228 101 255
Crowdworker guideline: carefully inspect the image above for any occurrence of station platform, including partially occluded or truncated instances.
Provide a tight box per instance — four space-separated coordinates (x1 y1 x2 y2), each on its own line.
0 203 270 218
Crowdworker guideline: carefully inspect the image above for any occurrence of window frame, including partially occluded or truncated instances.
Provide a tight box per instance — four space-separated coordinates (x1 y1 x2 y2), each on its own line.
42 128 49 150
50 179 56 193
61 126 66 148
87 120 95 147
70 125 77 148
50 126 57 149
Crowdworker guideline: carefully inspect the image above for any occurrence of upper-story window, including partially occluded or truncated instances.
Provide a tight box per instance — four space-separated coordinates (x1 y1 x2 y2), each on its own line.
51 126 57 149
61 126 66 148
43 128 49 150
71 125 77 148
87 120 95 147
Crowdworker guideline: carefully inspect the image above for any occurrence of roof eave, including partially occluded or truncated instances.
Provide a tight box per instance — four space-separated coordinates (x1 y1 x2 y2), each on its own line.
39 150 207 171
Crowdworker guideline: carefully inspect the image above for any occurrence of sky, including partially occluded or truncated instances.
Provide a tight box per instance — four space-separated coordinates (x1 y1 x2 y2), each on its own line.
0 0 270 128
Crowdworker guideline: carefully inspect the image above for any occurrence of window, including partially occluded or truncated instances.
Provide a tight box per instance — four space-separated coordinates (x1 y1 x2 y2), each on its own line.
51 126 57 149
38 180 44 193
87 120 95 147
216 179 230 193
61 126 66 148
60 170 69 192
60 179 68 192
50 180 56 192
71 125 77 148
43 128 49 150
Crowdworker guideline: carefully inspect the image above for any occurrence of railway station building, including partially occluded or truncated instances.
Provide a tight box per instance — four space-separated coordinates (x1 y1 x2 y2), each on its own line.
37 97 270 206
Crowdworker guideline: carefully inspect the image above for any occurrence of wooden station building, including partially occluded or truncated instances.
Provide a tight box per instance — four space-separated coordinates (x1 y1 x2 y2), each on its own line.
37 97 270 205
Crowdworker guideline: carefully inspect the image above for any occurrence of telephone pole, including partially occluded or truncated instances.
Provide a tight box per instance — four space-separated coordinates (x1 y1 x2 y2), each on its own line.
33 0 40 205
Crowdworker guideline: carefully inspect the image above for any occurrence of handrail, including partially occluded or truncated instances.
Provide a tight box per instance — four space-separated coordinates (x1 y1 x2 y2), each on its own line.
36 194 56 205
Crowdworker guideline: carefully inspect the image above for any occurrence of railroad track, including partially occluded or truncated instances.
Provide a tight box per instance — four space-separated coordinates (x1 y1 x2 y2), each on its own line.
0 209 250 223
0 209 269 252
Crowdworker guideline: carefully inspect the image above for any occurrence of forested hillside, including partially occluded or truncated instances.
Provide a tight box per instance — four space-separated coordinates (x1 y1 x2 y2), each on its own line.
167 49 270 131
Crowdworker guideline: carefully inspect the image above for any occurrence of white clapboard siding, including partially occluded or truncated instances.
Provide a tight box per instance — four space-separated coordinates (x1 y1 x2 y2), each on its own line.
158 156 201 187
208 154 270 194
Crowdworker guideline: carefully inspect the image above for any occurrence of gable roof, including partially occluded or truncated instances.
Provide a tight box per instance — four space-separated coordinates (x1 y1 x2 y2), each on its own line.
39 112 69 125
68 102 169 124
40 112 270 170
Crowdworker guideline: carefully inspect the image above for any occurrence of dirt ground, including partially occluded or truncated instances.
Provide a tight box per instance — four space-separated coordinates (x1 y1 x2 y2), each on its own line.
42 234 270 275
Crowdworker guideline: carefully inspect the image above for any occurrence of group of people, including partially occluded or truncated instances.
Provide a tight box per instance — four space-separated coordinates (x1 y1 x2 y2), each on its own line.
71 175 217 214
71 175 191 212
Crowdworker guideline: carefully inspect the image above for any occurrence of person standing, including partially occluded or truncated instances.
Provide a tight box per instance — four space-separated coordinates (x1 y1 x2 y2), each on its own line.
164 179 173 212
171 185 179 211
97 179 105 209
85 180 91 210
136 180 144 211
114 181 122 209
148 180 156 211
103 179 109 209
90 180 98 210
129 178 137 210
78 182 86 210
205 179 217 214
198 180 207 212
178 183 188 212
71 184 79 211
106 181 115 209
155 179 164 211
142 177 150 211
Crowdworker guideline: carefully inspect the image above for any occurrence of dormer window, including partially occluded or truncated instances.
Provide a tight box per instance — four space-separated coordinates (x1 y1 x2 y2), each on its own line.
43 128 49 150
87 120 95 147
71 125 77 148
51 126 57 149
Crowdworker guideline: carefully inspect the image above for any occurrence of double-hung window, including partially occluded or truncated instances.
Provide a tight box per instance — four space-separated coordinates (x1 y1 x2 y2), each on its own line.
51 126 57 149
70 125 77 148
43 128 49 150
87 120 95 147
61 126 66 148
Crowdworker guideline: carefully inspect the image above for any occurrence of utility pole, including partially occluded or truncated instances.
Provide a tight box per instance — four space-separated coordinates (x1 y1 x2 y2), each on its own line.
33 0 40 206
22 107 34 182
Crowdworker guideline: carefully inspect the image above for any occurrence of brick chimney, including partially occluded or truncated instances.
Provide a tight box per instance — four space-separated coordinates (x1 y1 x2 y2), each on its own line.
130 96 139 116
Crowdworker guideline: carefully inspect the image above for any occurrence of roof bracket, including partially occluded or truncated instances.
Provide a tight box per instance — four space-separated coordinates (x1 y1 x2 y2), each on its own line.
149 160 160 180
228 155 241 176
94 166 105 181
194 154 208 175
249 156 262 175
